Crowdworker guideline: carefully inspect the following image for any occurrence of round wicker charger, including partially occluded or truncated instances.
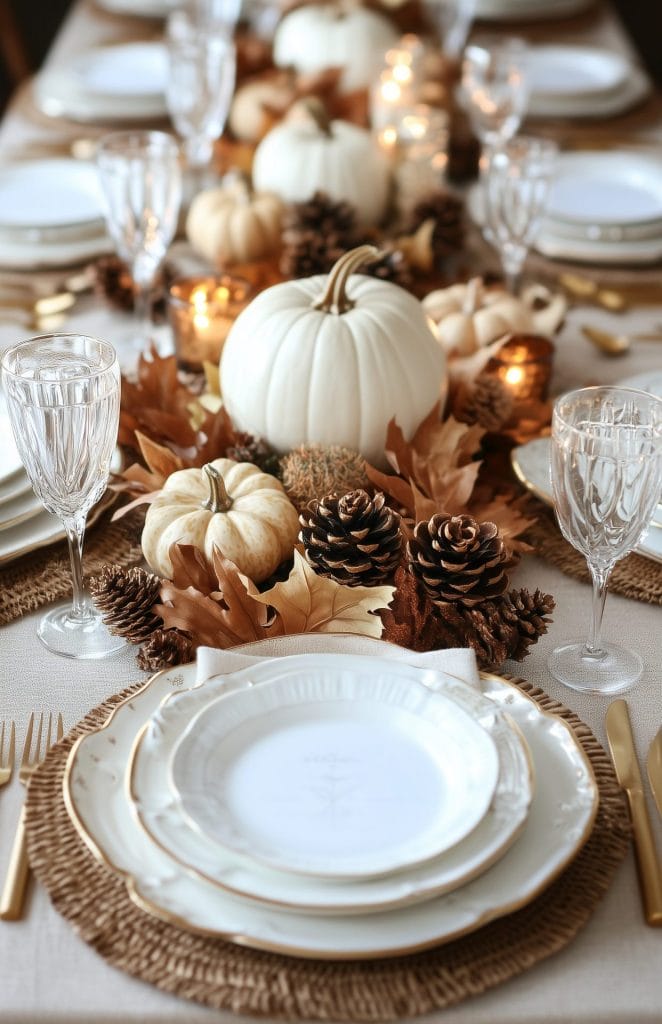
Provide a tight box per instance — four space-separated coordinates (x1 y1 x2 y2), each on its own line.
25 679 631 1021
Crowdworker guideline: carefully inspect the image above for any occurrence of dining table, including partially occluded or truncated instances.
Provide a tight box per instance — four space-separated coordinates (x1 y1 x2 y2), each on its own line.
0 1 661 1022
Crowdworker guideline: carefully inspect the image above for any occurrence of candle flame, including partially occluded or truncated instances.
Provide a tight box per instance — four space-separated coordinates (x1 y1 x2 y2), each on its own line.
505 366 525 386
381 78 402 103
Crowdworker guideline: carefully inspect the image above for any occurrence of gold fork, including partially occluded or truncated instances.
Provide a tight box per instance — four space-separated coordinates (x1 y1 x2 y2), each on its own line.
0 721 16 791
0 713 63 921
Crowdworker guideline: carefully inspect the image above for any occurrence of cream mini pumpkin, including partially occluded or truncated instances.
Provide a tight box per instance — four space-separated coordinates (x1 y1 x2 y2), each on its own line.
423 278 566 356
273 3 399 93
186 177 283 267
141 459 299 582
252 99 390 227
220 246 446 468
229 73 298 144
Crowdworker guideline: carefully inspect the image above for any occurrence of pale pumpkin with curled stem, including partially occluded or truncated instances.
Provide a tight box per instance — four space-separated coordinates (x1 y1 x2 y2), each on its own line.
141 459 300 582
186 175 284 267
220 245 447 468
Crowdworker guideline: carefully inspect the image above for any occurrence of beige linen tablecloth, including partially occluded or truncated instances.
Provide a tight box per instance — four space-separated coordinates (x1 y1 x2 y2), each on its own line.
0 1 662 1022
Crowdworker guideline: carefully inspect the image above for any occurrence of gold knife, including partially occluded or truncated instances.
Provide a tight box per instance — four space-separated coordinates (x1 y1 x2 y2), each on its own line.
647 728 662 818
605 700 662 926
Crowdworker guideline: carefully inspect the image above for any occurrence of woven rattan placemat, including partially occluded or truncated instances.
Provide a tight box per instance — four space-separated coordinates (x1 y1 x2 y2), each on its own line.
24 679 631 1021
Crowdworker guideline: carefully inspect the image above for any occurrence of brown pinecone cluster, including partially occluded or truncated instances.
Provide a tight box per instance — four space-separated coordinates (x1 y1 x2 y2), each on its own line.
226 431 280 476
300 489 402 587
93 255 176 322
452 375 514 432
407 190 464 269
441 588 556 668
280 191 359 278
89 564 194 672
408 513 510 607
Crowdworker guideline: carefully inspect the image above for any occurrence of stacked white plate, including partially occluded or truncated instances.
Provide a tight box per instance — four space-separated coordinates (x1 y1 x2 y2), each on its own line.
65 644 599 959
0 404 120 564
94 0 177 17
475 0 594 23
34 41 169 124
526 45 649 119
0 159 111 269
537 151 662 265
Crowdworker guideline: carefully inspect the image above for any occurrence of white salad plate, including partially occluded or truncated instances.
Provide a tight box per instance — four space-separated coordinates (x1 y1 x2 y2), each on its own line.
0 486 42 531
475 0 594 23
511 437 662 565
0 159 105 235
34 44 169 123
0 471 32 508
65 642 598 960
546 153 662 230
129 657 533 915
526 50 648 119
94 0 177 17
169 658 500 880
0 230 112 270
0 413 23 483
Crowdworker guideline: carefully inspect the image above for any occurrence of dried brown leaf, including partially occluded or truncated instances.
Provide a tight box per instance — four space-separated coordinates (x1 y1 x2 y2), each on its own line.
156 584 241 649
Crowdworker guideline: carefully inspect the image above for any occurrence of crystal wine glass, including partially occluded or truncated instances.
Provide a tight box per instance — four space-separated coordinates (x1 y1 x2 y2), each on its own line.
483 135 558 294
1 334 125 659
96 130 182 354
461 38 529 150
425 0 477 58
549 385 662 694
166 9 236 181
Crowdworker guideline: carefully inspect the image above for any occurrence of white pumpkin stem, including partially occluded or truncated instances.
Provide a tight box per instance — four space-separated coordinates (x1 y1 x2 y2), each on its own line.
203 464 233 513
302 96 333 137
313 245 380 315
462 277 482 316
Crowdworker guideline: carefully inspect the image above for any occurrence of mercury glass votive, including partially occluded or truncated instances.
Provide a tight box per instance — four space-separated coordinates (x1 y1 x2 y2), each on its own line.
168 274 251 371
485 334 554 407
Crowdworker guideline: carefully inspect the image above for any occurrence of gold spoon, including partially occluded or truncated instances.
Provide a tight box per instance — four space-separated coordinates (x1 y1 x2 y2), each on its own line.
582 325 662 356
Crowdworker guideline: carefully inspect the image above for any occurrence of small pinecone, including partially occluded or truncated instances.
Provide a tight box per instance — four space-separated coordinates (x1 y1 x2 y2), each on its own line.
504 587 555 661
136 628 194 672
226 431 280 476
300 490 402 587
448 599 518 671
280 444 368 512
280 191 359 278
89 565 162 643
453 375 514 431
408 190 464 266
360 247 413 291
407 513 510 607
94 255 135 312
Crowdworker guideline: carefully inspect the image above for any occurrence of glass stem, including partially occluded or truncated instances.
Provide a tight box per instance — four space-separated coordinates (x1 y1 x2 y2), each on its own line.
585 564 611 658
134 282 152 349
63 514 93 622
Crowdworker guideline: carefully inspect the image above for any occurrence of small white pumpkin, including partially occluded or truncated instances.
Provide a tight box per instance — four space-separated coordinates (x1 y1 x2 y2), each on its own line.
220 246 447 468
273 3 399 93
142 459 299 582
186 176 284 267
229 72 297 143
252 99 390 227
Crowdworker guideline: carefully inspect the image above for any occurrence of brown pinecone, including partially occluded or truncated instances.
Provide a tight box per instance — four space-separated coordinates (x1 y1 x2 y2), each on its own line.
280 444 368 512
408 190 464 267
89 565 162 643
504 587 555 661
280 191 359 278
407 513 510 607
359 247 413 291
452 375 514 431
447 106 481 184
94 255 135 312
301 489 402 587
226 431 280 476
136 628 194 672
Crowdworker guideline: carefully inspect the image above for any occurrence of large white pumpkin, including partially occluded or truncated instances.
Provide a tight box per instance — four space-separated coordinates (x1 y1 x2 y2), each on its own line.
220 246 447 467
252 101 390 227
273 4 399 93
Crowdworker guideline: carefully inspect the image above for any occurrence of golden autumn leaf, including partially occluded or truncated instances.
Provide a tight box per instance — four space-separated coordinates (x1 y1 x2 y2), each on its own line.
244 550 394 638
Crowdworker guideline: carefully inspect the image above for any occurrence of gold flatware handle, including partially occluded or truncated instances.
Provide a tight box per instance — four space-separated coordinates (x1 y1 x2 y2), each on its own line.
627 788 662 927
0 806 29 921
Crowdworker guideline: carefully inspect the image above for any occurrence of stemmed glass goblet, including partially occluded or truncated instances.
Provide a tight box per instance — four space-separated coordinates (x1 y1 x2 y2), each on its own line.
549 385 662 694
461 38 529 151
96 130 182 354
1 334 125 659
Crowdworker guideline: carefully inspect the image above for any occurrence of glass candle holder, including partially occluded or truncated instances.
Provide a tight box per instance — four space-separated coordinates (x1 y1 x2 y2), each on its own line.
485 334 554 407
168 274 251 371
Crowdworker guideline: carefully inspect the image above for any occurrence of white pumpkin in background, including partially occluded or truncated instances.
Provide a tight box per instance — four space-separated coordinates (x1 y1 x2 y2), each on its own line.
186 175 283 267
273 3 399 93
220 246 446 467
229 73 298 143
252 99 390 227
422 277 566 355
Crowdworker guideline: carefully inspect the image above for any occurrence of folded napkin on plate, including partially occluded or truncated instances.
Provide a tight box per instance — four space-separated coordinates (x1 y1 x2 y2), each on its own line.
196 637 479 688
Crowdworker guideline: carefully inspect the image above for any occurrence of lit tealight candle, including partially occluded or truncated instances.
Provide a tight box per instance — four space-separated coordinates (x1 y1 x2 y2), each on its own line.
168 275 250 371
485 334 555 408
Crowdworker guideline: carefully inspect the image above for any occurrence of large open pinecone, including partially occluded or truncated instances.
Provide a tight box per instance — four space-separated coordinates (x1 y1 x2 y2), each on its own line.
407 513 510 607
89 565 162 643
301 489 402 587
280 191 359 278
408 190 464 267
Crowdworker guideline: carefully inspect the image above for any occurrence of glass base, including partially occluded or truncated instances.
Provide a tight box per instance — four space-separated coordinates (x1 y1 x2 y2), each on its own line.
37 601 128 660
547 639 643 695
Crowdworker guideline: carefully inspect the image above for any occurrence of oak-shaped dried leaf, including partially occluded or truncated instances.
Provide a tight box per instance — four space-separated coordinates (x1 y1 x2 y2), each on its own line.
120 347 199 451
246 550 394 638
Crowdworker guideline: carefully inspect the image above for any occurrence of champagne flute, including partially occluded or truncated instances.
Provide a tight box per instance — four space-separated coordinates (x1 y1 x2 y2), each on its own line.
96 130 182 353
483 135 558 294
549 386 662 694
1 334 125 659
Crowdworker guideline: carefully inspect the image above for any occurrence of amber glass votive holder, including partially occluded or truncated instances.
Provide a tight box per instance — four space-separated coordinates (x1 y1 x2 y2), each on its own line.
485 334 555 408
167 275 251 371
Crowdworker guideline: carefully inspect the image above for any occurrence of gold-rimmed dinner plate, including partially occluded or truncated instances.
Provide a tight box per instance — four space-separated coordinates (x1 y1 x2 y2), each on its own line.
64 637 598 960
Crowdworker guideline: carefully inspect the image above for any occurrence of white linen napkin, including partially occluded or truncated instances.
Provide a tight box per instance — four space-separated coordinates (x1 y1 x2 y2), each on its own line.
196 635 479 688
